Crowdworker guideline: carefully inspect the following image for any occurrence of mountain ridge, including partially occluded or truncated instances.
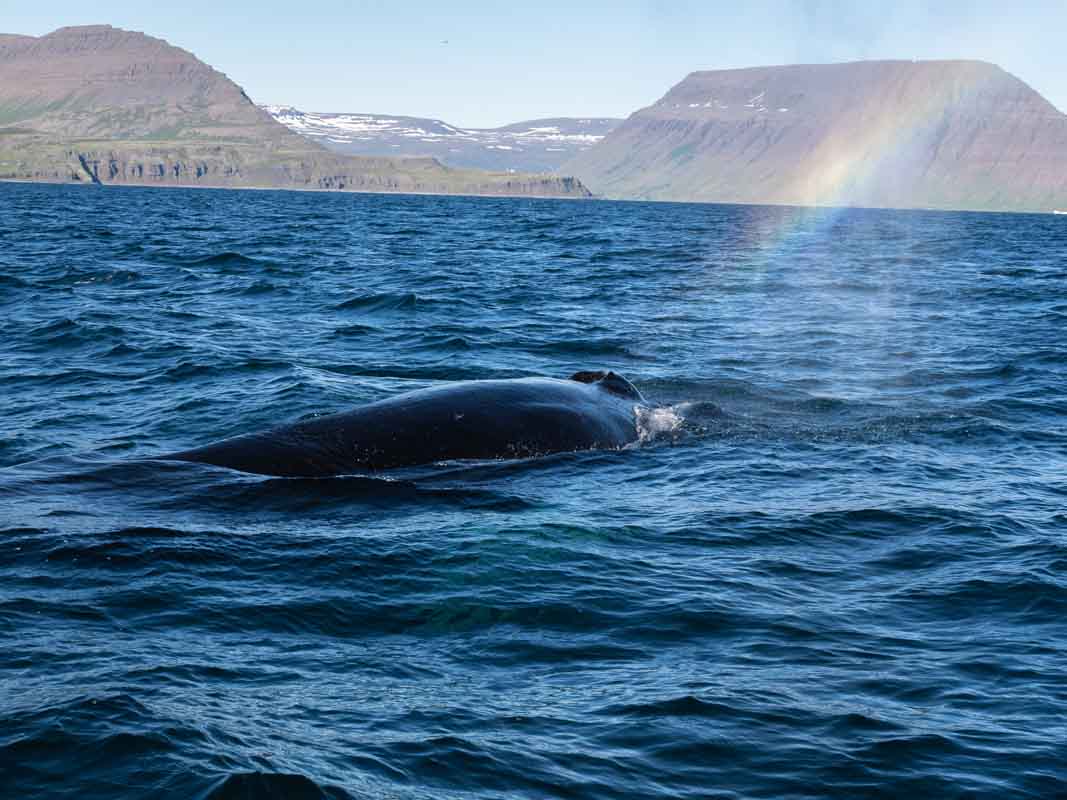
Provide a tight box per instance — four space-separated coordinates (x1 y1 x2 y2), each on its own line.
0 25 589 198
566 59 1067 212
264 105 620 173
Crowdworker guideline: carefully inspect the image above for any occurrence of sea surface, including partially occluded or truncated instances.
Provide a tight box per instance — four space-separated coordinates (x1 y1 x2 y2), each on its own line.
2 182 1066 799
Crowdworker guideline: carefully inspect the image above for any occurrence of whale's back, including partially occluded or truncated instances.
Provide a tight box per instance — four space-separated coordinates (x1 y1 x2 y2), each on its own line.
166 376 641 476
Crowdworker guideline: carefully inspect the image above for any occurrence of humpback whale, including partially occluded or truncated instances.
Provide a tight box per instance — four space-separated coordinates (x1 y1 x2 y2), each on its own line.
165 371 645 477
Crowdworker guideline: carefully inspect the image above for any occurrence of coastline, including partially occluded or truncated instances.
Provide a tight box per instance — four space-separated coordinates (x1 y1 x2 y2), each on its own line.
6 177 1065 214
0 176 593 201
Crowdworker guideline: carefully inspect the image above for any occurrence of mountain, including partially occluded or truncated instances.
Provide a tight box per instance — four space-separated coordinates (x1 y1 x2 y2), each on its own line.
565 60 1067 212
264 106 620 172
0 26 589 198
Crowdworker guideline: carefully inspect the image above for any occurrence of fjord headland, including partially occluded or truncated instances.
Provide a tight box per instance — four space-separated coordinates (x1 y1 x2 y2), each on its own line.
563 60 1067 213
0 25 590 198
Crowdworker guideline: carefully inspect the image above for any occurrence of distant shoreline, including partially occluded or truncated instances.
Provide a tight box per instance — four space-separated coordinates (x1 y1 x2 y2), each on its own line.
0 177 592 202
6 178 1066 216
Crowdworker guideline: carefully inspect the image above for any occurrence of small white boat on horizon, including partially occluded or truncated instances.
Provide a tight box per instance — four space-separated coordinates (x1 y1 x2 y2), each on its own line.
1054 209 1067 215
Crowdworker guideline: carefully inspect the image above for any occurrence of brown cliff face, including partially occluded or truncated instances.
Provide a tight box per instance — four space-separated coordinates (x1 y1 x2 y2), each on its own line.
0 25 590 198
566 60 1067 212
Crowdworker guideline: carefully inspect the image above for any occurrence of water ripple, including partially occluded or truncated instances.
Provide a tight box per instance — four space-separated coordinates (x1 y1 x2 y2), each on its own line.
2 184 1067 798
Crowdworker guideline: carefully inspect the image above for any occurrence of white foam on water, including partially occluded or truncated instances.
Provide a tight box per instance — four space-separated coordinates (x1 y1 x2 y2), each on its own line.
634 404 686 444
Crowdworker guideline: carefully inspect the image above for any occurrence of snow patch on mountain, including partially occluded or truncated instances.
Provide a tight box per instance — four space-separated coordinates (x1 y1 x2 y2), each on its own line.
262 105 620 173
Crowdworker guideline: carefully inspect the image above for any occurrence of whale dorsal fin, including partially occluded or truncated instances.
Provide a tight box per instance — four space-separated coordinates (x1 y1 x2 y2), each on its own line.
569 370 645 403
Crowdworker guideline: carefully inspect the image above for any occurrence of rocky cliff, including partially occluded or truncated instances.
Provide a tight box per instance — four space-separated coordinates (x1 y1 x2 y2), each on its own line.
0 26 590 198
566 60 1067 212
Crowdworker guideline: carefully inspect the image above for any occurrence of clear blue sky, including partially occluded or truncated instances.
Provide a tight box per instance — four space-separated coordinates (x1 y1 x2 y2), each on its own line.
6 1 1065 127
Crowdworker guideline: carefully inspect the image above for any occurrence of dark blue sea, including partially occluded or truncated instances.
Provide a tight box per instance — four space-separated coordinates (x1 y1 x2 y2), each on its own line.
2 182 1066 799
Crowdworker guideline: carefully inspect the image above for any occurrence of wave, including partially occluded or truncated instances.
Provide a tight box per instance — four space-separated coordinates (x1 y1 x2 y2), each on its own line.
181 474 531 512
22 317 129 350
200 772 352 800
329 323 381 338
5 184 1067 800
527 337 644 358
239 279 286 296
634 377 1032 447
896 574 1067 616
158 357 291 382
331 291 419 312
180 251 266 267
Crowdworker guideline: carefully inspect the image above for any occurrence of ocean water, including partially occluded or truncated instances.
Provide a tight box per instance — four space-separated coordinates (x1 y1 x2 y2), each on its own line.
2 182 1066 799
